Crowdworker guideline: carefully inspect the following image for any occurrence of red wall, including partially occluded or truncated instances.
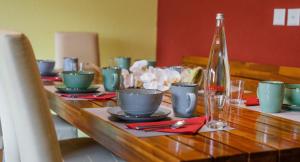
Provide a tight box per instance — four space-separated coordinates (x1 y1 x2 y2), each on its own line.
157 0 300 67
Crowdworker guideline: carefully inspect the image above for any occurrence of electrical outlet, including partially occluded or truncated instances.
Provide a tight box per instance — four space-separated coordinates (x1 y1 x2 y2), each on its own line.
287 8 300 26
273 8 286 26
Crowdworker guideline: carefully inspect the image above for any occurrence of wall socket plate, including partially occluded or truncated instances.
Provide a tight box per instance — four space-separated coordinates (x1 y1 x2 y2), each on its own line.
273 8 286 26
287 8 300 26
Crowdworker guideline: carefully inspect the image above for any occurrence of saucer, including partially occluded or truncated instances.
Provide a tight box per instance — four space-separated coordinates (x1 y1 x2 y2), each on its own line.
55 84 100 94
282 104 300 111
107 107 171 122
41 71 58 77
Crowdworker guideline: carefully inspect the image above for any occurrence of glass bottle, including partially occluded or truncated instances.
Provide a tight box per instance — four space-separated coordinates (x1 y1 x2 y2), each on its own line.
204 13 231 129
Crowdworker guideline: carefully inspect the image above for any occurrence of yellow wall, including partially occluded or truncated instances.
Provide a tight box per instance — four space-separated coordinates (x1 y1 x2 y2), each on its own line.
0 0 157 66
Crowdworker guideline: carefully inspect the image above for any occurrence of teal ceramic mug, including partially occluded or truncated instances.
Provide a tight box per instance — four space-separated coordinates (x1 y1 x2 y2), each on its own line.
284 84 300 106
102 67 121 92
257 81 284 113
115 57 131 70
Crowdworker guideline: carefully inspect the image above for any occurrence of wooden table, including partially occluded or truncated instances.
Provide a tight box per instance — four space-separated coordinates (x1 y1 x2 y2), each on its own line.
45 81 300 162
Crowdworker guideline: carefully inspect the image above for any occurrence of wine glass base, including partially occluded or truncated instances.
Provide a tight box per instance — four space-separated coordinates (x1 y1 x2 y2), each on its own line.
207 120 227 130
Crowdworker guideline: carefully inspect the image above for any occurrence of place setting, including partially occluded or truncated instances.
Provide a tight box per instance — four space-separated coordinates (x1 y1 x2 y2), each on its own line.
85 85 206 137
44 57 117 100
54 71 113 100
107 89 171 122
123 82 209 134
57 77 116 101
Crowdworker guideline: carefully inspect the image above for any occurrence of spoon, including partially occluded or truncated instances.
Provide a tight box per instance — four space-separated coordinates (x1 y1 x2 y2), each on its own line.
93 92 104 97
144 120 186 132
67 92 104 98
135 120 186 131
170 120 186 129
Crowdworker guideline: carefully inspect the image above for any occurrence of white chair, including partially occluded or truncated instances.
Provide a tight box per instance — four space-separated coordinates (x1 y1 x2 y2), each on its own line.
0 30 77 144
55 32 100 69
0 32 123 162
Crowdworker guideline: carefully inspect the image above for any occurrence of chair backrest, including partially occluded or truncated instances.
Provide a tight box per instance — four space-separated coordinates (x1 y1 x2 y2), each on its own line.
182 55 300 91
0 32 62 162
0 30 20 162
55 32 100 69
182 55 300 82
182 56 276 79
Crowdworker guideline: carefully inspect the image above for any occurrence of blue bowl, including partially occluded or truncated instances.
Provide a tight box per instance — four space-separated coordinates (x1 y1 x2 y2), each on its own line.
37 60 55 75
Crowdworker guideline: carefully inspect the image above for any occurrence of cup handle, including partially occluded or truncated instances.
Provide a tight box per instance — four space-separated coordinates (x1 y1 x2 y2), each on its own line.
112 73 119 89
186 93 197 113
256 86 260 99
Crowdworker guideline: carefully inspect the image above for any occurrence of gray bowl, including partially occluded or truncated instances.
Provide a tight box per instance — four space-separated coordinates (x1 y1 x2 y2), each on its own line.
37 60 55 75
169 66 184 73
118 89 163 117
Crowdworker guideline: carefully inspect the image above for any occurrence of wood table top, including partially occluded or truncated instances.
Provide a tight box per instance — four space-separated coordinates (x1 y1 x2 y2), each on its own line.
45 80 300 162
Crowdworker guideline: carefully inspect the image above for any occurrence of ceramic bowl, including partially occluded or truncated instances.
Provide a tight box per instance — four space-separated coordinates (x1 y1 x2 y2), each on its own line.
118 89 163 117
284 84 300 106
169 66 184 73
62 71 94 89
37 60 55 75
147 60 156 67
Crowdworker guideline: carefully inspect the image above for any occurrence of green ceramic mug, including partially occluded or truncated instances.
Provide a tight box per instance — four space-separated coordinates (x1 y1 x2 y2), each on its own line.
102 67 121 92
257 81 284 113
115 57 131 70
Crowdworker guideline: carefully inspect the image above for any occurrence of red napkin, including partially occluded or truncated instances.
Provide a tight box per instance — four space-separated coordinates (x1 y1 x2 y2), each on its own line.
60 92 116 100
42 76 62 82
245 96 259 106
126 116 206 134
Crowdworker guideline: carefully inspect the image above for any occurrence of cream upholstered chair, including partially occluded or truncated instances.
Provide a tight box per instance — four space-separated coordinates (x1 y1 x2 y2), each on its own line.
0 32 123 162
54 31 101 139
54 32 100 69
0 30 77 145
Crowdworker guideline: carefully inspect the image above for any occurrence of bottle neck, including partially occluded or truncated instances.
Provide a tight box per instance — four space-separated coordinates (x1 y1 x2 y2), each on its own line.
214 19 225 45
216 19 224 27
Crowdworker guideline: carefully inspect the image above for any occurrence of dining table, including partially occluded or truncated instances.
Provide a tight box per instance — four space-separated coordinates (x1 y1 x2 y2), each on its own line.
44 77 300 162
